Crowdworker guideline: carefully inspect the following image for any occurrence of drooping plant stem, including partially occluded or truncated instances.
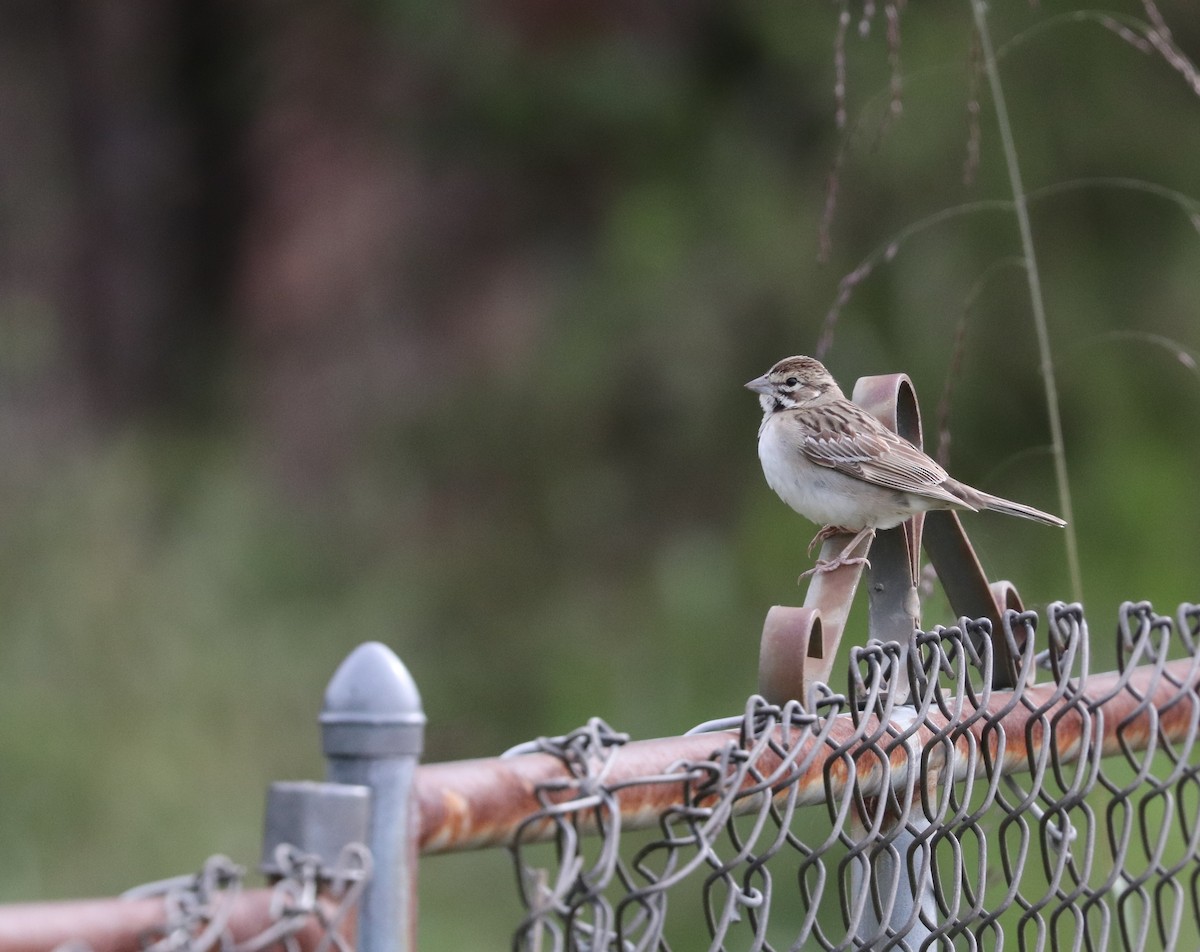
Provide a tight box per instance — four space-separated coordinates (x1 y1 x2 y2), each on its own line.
969 0 1083 602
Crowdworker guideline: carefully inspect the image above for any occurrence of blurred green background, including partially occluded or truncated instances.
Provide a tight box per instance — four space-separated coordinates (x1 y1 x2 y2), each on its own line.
1 0 1198 944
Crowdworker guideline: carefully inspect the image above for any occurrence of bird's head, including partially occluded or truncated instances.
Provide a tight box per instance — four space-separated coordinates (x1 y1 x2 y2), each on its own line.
744 355 843 412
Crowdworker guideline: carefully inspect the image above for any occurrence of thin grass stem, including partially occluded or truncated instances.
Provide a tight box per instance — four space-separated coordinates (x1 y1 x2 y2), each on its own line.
969 0 1083 602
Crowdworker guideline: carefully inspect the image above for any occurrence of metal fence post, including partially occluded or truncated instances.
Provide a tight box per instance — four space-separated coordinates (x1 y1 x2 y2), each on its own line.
851 708 936 950
321 642 426 952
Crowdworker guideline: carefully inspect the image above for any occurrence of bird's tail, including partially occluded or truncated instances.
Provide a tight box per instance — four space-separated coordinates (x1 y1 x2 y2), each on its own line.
975 491 1066 528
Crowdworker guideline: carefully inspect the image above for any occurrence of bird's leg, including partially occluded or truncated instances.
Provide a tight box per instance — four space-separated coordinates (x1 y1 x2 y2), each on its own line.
806 524 853 556
800 526 875 579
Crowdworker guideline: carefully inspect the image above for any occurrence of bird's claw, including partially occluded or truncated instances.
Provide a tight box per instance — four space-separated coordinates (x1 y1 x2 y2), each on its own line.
806 525 853 557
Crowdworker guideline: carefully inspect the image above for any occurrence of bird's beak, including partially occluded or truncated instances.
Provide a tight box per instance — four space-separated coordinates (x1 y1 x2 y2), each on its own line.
744 374 773 396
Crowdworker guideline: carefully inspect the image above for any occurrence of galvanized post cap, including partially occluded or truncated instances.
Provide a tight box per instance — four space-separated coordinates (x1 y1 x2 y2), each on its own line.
320 641 426 757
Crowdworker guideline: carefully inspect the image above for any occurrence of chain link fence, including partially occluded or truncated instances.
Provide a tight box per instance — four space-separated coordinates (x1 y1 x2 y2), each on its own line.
503 602 1200 951
125 846 369 952
17 600 1200 952
35 846 370 952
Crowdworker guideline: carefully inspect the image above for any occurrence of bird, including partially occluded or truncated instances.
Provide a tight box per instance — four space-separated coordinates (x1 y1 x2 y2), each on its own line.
745 355 1066 576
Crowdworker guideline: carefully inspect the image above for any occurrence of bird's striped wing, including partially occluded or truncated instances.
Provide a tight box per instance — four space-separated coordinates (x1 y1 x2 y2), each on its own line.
794 402 975 510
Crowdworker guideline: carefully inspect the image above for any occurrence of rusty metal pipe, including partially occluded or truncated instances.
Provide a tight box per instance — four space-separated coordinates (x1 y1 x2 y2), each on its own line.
0 889 342 952
416 658 1199 854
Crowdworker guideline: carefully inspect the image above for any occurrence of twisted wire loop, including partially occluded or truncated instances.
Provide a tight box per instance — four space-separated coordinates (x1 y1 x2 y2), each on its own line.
53 845 371 952
507 718 636 950
507 602 1200 951
242 844 371 952
140 855 246 952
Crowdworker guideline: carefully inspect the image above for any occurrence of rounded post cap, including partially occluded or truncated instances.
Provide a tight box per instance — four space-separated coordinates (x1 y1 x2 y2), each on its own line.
320 642 426 757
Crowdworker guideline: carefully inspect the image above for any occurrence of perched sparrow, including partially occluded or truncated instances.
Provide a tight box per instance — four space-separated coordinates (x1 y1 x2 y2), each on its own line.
746 355 1066 575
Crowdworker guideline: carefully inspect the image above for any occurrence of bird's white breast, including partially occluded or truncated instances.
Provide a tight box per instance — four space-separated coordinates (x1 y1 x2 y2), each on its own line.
757 414 909 530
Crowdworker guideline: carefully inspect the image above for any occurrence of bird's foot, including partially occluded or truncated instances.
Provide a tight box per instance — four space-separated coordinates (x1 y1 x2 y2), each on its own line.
799 554 872 581
800 525 876 580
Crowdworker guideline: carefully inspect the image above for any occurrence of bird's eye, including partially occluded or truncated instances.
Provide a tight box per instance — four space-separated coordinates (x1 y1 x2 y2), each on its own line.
785 377 799 387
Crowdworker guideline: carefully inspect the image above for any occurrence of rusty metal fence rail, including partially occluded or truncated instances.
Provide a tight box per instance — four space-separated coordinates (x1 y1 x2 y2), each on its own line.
2 849 369 952
416 600 1200 951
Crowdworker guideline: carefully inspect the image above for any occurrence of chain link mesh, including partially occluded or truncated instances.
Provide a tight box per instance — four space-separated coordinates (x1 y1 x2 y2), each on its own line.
507 601 1200 951
53 845 370 952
